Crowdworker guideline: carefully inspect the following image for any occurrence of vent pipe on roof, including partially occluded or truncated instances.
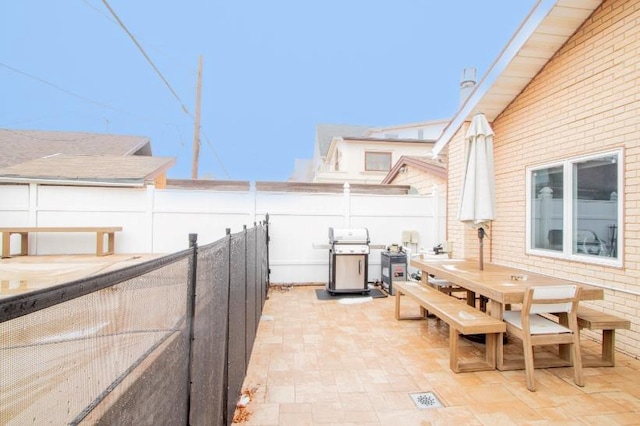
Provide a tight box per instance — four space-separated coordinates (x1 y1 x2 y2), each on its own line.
459 67 477 107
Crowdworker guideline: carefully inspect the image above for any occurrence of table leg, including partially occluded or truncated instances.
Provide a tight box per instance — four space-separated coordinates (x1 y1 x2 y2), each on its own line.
489 300 506 370
466 290 475 307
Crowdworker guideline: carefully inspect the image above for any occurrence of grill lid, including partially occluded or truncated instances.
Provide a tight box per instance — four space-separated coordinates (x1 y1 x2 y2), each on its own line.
328 227 370 244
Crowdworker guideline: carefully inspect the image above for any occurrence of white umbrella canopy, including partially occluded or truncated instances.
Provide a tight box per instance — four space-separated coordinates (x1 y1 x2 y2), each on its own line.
457 113 496 269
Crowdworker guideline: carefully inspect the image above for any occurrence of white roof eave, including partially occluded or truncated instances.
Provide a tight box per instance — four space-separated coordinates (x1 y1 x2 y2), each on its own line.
432 0 602 157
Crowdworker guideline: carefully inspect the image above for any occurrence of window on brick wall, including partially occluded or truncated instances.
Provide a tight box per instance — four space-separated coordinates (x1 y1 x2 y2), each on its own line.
526 150 622 266
365 152 391 172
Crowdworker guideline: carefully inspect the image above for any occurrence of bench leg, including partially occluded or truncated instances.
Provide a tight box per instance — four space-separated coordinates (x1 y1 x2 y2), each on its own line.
96 231 115 256
602 330 615 366
450 328 498 373
395 291 427 320
581 329 616 368
20 232 29 256
2 232 29 258
485 333 497 369
1 232 10 258
450 327 460 372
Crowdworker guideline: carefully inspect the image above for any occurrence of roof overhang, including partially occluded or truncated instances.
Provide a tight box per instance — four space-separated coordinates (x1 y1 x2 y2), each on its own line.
0 155 175 187
432 0 603 156
0 177 147 187
382 156 447 184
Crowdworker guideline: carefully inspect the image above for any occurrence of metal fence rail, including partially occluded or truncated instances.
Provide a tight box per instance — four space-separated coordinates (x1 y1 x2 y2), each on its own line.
0 218 270 426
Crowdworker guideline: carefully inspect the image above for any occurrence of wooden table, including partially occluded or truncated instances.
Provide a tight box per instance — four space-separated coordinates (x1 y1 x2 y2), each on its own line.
410 257 604 370
1 227 123 258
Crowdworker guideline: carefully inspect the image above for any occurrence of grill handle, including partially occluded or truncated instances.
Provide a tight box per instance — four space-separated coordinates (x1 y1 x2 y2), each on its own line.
358 259 362 275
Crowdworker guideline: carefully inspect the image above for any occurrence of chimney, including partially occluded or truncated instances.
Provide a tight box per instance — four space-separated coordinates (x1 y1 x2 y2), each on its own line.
459 67 477 106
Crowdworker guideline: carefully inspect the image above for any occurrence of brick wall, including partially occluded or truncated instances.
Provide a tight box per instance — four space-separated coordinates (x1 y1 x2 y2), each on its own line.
447 0 640 356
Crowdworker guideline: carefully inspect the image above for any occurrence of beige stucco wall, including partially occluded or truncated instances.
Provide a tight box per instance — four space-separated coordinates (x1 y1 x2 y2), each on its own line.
447 0 640 357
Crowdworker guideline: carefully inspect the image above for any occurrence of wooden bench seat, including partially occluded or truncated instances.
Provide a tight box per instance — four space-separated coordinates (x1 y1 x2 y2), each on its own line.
576 306 630 367
394 280 506 373
1 227 123 258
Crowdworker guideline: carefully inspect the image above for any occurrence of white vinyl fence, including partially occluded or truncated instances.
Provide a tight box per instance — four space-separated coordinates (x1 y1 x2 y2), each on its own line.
0 183 445 284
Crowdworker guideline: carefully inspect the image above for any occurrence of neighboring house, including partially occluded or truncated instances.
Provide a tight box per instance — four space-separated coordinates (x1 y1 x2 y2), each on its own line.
0 129 174 188
381 155 447 195
299 119 448 184
297 123 369 183
434 0 639 356
317 135 438 184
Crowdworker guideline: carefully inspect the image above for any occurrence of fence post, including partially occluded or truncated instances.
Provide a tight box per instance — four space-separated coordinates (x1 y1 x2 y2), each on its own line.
223 227 232 425
343 182 351 227
186 233 198 424
265 213 270 296
243 225 249 370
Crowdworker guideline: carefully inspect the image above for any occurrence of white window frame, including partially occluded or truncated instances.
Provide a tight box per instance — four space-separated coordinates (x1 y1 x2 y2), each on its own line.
525 149 623 267
364 151 392 172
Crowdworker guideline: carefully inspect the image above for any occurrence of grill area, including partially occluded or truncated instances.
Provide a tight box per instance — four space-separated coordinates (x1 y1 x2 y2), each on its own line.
327 227 370 294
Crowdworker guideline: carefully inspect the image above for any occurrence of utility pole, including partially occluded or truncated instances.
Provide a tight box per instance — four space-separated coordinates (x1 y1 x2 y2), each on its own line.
191 55 203 179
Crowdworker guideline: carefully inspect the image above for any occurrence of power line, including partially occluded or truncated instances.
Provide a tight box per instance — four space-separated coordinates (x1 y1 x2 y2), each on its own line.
99 1 232 179
0 62 181 128
101 0 193 118
0 62 123 113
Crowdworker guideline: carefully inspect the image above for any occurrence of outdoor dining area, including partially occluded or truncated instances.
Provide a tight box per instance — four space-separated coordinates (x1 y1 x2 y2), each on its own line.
234 112 640 424
238 280 640 425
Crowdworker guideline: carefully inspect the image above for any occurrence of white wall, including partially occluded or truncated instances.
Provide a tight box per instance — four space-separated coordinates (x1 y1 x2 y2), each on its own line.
0 183 445 285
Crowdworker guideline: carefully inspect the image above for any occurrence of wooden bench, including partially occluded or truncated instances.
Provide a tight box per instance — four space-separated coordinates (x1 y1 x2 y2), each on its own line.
576 306 630 367
394 280 506 373
1 227 123 258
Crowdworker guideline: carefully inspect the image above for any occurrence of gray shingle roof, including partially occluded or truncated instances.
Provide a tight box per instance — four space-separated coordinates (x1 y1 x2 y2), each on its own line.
0 155 174 185
315 124 371 158
0 129 152 168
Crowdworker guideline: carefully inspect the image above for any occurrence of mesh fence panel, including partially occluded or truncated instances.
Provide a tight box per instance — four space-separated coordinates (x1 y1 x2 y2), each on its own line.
1 221 270 426
0 257 191 425
226 232 247 423
189 238 230 426
246 228 257 357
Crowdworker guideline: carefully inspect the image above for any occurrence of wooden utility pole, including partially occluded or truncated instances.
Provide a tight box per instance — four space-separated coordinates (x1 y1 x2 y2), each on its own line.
191 55 203 179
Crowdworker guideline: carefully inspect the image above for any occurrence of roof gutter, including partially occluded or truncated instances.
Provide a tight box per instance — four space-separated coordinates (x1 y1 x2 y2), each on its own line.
0 177 145 187
431 0 554 157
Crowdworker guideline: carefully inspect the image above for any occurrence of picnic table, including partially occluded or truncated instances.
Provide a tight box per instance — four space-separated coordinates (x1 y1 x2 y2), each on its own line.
410 257 605 370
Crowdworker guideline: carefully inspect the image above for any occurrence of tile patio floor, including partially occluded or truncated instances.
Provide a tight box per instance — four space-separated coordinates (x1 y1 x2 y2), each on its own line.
238 285 640 425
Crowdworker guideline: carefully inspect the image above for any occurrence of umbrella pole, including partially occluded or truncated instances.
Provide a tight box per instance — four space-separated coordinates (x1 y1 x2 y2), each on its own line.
478 227 485 270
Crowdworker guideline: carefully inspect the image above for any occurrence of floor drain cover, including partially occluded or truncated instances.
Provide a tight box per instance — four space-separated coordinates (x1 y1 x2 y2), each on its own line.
409 392 444 409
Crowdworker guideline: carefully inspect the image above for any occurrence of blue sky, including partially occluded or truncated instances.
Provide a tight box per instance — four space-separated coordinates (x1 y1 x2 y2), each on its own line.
1 1 536 182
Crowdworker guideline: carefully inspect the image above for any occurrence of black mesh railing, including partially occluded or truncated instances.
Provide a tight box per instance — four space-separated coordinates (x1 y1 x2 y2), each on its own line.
0 217 270 426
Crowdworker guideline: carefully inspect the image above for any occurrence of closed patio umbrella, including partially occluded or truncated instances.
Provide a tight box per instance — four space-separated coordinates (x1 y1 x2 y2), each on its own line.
458 113 496 270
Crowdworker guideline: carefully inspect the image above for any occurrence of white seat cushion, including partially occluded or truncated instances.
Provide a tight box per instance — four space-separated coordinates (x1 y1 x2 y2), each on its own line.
503 311 573 335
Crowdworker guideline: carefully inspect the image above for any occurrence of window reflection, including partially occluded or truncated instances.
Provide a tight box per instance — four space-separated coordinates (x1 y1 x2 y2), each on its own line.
573 155 618 257
529 152 619 262
531 165 563 251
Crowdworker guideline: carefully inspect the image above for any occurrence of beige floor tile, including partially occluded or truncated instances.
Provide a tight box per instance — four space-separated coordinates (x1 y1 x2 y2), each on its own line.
238 286 640 425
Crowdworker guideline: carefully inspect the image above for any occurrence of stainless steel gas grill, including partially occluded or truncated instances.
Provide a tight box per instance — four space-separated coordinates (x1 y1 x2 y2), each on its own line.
327 227 370 294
